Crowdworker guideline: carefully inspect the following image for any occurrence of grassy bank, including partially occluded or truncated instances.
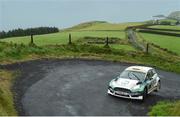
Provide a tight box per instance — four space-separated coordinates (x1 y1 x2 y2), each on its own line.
0 70 17 116
0 42 180 73
149 100 180 116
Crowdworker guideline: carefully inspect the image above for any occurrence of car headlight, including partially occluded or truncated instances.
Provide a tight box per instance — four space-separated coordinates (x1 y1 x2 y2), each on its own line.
131 84 145 92
133 85 140 90
109 79 115 87
131 85 141 92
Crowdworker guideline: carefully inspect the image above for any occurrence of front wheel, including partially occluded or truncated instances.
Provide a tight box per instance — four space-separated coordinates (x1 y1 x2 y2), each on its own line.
142 88 147 101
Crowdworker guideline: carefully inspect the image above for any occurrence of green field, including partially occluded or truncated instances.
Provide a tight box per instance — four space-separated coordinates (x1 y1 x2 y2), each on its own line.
139 33 180 55
0 31 125 46
149 25 180 30
0 21 146 52
1 21 179 55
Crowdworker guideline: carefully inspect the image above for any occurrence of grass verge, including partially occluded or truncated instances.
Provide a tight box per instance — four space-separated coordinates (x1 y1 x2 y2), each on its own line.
149 100 180 116
0 41 180 73
0 70 17 116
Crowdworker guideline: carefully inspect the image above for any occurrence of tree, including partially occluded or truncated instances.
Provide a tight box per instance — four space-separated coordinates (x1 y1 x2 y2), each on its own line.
0 27 59 39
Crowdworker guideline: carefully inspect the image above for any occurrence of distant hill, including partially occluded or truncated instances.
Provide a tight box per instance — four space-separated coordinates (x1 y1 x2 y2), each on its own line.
64 21 107 31
63 21 144 31
168 11 180 21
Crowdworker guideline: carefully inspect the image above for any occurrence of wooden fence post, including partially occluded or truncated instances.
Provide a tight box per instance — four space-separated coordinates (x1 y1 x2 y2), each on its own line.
30 34 34 44
105 37 109 46
68 33 72 44
146 43 149 54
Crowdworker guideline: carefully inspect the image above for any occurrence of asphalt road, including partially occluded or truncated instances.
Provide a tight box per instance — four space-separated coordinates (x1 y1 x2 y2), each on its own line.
3 59 180 116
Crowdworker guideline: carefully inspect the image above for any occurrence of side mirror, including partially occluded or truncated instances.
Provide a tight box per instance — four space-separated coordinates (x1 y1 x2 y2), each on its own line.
136 81 142 85
114 77 118 81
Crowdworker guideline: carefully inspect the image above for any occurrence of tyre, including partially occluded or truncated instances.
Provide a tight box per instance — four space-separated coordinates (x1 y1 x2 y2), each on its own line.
142 88 147 101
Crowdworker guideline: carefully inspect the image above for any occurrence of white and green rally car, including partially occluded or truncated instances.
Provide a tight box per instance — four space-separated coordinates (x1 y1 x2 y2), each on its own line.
108 66 161 100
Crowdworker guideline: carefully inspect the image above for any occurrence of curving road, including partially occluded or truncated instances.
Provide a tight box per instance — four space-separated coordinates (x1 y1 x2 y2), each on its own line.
5 59 180 116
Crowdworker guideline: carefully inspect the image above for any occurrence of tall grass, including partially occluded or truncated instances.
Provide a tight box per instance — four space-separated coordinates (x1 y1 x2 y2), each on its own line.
149 100 180 116
0 70 17 116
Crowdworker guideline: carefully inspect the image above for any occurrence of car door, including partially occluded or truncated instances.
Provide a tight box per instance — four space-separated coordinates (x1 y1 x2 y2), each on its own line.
146 70 156 93
151 69 157 87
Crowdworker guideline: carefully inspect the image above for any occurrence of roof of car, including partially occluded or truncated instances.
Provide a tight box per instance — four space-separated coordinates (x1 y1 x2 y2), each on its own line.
125 66 153 73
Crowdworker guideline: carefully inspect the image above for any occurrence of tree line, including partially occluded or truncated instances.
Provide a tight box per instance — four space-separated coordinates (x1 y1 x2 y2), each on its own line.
0 27 59 39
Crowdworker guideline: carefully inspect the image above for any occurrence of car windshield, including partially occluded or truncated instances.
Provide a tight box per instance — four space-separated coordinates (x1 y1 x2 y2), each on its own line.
119 70 146 81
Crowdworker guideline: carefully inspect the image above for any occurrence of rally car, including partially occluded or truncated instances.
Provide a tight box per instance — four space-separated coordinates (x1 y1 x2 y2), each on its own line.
107 66 161 100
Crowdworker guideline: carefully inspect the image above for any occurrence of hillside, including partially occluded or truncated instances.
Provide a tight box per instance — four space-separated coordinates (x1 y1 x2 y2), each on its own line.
64 21 107 31
168 11 180 21
64 21 144 31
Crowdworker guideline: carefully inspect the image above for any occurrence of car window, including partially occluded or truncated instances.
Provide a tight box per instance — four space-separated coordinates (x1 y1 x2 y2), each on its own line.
152 69 156 75
146 70 153 80
119 70 146 81
150 71 153 77
146 72 151 79
150 70 155 77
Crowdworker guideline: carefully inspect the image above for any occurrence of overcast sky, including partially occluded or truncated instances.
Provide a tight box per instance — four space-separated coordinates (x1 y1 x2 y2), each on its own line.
0 0 180 31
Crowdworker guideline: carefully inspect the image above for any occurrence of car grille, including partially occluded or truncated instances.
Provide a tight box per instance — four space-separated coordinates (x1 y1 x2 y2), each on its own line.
114 87 131 93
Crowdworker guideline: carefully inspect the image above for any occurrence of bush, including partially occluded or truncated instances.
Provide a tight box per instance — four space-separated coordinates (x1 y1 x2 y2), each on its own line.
159 20 171 25
149 100 180 116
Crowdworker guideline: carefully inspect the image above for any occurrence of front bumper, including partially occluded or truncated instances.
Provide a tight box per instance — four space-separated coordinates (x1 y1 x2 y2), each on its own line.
107 89 143 100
